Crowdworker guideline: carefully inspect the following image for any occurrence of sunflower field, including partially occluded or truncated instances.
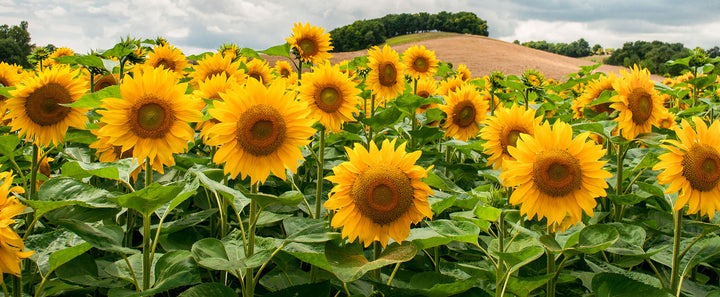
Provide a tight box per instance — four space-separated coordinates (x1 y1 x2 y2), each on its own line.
1 23 720 297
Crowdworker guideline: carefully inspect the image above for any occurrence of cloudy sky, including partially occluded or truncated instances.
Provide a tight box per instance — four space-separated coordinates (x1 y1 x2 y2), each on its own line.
2 0 719 55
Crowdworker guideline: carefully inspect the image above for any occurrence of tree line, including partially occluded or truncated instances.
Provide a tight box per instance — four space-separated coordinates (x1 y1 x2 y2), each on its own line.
515 38 596 58
329 11 489 52
0 21 33 68
606 40 694 76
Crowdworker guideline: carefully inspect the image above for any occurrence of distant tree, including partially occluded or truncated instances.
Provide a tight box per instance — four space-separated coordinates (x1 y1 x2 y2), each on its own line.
606 40 691 75
0 21 34 68
520 38 591 57
513 40 520 45
592 44 603 54
707 46 720 58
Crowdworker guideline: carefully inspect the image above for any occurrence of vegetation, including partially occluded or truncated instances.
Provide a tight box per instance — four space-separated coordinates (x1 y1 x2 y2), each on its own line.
0 21 33 68
606 40 692 76
520 38 593 57
329 11 488 52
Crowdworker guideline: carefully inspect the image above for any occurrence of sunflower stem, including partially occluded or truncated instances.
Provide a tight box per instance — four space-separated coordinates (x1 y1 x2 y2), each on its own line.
670 209 683 293
367 95 376 149
411 78 418 150
434 246 440 273
523 88 529 110
546 233 557 297
12 274 21 297
89 73 95 93
489 89 496 116
245 183 259 297
387 262 401 286
142 158 152 291
374 242 382 280
495 211 506 297
614 144 626 222
315 128 326 220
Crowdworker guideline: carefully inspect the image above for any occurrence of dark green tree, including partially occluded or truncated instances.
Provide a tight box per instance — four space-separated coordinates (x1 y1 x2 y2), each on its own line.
0 21 33 68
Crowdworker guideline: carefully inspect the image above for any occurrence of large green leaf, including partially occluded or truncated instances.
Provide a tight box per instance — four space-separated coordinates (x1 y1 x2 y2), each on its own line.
263 281 331 297
247 190 304 208
423 171 465 194
48 242 93 275
179 283 238 297
26 230 86 276
190 238 245 279
406 227 453 250
325 241 418 283
427 219 480 245
188 168 249 214
374 272 480 297
65 85 120 108
57 219 138 255
0 134 20 159
61 159 139 182
361 106 404 131
55 253 127 288
568 224 619 255
282 242 332 272
283 217 339 243
110 182 188 217
258 43 291 59
592 273 673 297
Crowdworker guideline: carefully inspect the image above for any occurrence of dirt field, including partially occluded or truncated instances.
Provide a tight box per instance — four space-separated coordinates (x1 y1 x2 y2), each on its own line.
263 34 665 82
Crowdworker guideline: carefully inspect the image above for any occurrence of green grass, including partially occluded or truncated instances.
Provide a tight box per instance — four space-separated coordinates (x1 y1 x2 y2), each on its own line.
384 32 463 46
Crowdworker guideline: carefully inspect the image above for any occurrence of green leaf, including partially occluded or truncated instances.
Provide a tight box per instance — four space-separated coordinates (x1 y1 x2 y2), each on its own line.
105 254 145 290
325 241 418 283
607 194 648 206
605 222 647 256
571 122 606 137
247 191 304 208
284 217 338 243
189 168 249 214
361 106 404 131
26 230 86 276
570 224 619 254
494 246 543 273
282 242 332 272
179 283 238 297
48 242 93 274
473 204 502 222
38 176 116 207
0 86 15 98
258 43 291 59
239 47 261 60
191 238 245 279
423 171 465 194
685 74 717 90
429 194 456 216
394 92 442 116
149 250 201 294
406 228 452 250
110 183 186 217
592 273 673 297
263 281 331 297
374 272 480 297
538 235 563 253
427 219 480 245
677 104 709 117
55 253 127 288
61 159 139 182
0 134 20 159
57 219 138 255
64 85 120 108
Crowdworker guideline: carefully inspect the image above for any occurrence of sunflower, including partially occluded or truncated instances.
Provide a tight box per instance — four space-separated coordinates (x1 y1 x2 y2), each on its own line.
366 45 406 100
440 84 488 141
94 67 202 173
5 66 88 146
190 53 245 86
572 72 617 119
42 47 74 68
500 120 612 232
194 72 240 141
456 64 472 82
415 77 439 114
325 139 433 247
610 65 667 140
438 76 465 97
91 73 120 92
286 22 333 64
0 171 34 283
653 117 720 218
245 59 273 86
402 45 439 78
657 109 678 130
298 62 360 132
522 69 545 91
206 79 315 183
274 60 295 79
0 62 24 117
145 44 188 73
218 43 241 61
480 104 542 170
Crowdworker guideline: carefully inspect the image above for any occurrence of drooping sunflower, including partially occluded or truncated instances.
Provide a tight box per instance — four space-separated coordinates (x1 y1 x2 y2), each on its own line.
42 47 75 68
366 45 406 100
0 171 34 283
91 73 120 92
298 62 361 132
402 45 439 78
5 66 88 146
194 72 240 141
437 76 465 97
206 79 315 184
653 117 720 218
145 44 188 73
190 53 246 86
94 67 202 173
415 77 439 114
325 139 434 247
572 72 617 119
610 65 667 140
500 120 612 232
480 104 542 170
245 59 273 86
440 84 488 141
456 64 472 82
286 22 333 64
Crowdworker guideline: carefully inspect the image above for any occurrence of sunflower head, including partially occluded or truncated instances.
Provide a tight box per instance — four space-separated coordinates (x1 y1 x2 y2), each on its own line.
5 66 89 146
488 71 506 90
480 104 542 170
654 117 720 218
572 72 617 119
402 45 439 78
456 64 472 82
325 139 434 247
94 67 202 173
415 77 440 114
92 73 120 92
522 69 545 90
366 45 406 100
244 59 273 86
501 120 612 232
42 47 75 68
610 65 667 140
438 76 465 97
0 171 34 281
190 53 246 87
298 62 361 132
218 43 241 61
146 44 188 73
286 22 333 64
274 60 295 79
206 79 316 184
440 84 488 141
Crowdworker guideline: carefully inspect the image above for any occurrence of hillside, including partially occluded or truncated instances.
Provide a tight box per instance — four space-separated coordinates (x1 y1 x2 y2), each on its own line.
264 34 664 81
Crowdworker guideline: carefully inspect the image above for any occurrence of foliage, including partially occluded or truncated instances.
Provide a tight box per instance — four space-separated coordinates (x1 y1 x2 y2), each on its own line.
330 11 489 52
0 21 33 68
606 40 692 75
520 38 593 58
